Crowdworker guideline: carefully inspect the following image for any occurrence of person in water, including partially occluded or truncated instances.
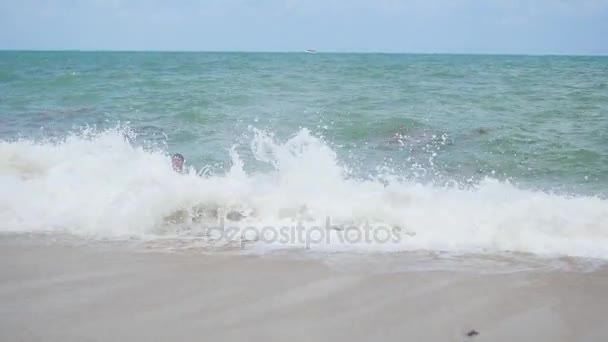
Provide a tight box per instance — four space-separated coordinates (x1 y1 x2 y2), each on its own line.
171 153 185 173
171 152 247 221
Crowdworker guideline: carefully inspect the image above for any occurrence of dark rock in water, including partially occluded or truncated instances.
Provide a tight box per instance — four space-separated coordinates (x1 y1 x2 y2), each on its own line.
165 210 189 224
476 127 490 135
466 330 479 337
191 206 218 223
226 211 245 221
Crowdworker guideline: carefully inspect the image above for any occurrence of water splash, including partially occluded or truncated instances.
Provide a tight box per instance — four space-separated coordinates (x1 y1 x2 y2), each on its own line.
1 126 608 259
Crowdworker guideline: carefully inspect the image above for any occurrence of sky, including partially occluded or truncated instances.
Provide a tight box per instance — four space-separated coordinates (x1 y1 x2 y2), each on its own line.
0 0 607 54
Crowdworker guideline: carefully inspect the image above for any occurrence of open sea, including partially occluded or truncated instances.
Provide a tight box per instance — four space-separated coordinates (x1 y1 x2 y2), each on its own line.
1 51 607 260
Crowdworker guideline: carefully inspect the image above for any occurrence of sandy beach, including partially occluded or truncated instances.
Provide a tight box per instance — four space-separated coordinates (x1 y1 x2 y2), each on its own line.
1 235 607 342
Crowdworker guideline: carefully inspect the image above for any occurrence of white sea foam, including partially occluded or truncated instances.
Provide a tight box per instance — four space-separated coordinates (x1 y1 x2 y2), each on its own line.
1 127 607 259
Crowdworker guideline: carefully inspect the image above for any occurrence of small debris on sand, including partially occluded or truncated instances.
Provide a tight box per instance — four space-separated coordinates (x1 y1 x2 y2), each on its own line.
466 330 479 337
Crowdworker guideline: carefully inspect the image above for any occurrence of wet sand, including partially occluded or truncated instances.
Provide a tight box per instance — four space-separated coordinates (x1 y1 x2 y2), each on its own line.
1 236 607 342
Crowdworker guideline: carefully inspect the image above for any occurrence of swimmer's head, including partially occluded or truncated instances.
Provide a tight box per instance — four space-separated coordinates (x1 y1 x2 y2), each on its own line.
171 153 185 172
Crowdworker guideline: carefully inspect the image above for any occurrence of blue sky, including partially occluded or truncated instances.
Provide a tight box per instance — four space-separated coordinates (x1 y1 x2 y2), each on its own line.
1 0 607 54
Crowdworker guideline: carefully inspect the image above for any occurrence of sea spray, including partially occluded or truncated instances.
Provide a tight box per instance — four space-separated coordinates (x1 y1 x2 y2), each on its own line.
1 127 608 259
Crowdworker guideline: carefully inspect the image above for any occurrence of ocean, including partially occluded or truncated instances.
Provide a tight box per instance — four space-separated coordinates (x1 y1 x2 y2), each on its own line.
1 51 608 260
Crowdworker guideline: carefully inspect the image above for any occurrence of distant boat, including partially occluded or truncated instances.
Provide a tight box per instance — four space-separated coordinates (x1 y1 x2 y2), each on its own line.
305 49 318 54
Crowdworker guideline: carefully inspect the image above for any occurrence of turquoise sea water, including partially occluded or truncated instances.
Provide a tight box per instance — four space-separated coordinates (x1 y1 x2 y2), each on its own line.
2 51 608 258
2 51 606 194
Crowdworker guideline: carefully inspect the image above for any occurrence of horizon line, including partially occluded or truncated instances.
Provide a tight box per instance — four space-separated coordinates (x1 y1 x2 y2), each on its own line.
0 49 607 57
